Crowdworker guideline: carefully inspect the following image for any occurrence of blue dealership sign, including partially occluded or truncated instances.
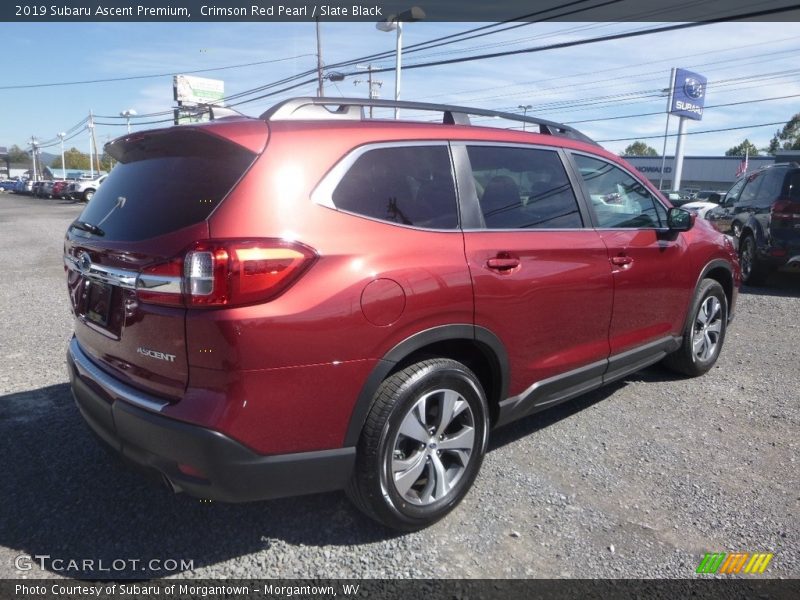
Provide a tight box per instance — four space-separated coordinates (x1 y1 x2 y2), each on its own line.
670 68 706 121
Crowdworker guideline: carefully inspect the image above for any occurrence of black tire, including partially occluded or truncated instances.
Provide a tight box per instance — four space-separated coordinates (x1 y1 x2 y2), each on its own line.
731 221 742 238
347 358 489 531
83 189 95 202
663 279 728 377
739 233 769 286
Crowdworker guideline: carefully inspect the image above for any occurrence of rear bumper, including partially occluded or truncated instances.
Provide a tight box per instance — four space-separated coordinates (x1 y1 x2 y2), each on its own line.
67 337 355 502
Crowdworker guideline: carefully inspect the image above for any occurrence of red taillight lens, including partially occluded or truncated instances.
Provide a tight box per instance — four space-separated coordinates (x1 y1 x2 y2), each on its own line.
137 239 316 308
771 198 800 222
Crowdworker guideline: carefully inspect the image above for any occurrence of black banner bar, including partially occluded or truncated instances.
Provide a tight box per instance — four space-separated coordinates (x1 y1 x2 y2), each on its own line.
2 0 800 22
3 579 800 600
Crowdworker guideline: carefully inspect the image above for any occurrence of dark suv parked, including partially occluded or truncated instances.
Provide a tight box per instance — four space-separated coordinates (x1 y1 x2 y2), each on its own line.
713 163 800 284
65 97 740 530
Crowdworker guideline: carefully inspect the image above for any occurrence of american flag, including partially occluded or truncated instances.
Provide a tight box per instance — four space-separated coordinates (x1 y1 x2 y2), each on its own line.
736 148 749 177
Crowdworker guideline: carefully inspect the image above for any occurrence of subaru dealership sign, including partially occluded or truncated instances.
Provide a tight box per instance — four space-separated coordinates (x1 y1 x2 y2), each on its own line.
670 68 707 121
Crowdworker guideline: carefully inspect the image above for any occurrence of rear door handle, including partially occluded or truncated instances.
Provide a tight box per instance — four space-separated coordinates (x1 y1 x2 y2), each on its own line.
487 255 520 271
610 255 634 267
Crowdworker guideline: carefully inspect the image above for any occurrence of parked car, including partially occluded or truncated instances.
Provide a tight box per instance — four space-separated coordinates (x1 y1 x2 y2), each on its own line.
681 192 725 219
51 180 70 199
31 181 46 197
64 97 740 530
665 191 694 207
709 163 800 284
67 174 107 202
40 180 57 198
0 179 18 192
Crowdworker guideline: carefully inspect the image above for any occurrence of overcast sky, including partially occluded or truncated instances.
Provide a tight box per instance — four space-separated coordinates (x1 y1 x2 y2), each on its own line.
1 19 798 158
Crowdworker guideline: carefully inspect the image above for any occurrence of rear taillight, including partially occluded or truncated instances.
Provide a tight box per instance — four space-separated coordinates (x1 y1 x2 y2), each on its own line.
137 239 316 308
771 198 800 222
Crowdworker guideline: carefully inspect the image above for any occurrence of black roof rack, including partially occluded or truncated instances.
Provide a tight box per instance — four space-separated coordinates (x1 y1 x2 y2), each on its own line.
260 97 598 146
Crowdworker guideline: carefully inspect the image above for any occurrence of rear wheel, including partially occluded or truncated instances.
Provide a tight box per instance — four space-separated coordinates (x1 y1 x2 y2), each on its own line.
739 233 769 286
347 359 489 531
663 279 727 377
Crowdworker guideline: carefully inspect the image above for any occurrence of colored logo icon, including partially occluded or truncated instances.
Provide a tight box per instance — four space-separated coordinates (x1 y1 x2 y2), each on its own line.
696 552 773 574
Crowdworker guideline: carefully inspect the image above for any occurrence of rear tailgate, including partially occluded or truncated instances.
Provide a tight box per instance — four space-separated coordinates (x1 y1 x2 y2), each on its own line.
65 123 266 401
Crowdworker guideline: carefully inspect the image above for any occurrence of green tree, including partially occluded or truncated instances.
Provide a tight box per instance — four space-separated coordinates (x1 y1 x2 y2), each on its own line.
621 141 659 156
767 113 800 153
725 139 760 157
7 144 30 163
50 147 91 170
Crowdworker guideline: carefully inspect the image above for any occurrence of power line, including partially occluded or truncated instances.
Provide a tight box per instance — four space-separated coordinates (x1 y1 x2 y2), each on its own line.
597 120 787 143
0 53 316 91
562 93 800 125
380 5 799 78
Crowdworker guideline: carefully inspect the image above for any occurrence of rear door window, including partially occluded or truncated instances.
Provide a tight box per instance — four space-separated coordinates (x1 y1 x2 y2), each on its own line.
76 130 255 241
466 145 582 229
331 145 458 229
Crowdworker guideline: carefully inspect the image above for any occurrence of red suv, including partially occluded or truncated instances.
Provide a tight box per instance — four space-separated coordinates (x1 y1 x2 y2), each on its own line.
65 97 740 530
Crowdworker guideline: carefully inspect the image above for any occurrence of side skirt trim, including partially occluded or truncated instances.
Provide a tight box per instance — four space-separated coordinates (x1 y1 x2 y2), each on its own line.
495 336 681 428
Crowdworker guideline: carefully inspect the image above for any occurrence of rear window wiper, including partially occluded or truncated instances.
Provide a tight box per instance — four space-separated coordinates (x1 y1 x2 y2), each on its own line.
70 220 105 236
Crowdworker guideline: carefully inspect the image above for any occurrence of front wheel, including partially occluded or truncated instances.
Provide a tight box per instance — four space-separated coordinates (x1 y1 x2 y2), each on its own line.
347 359 489 531
83 189 95 202
731 221 742 238
663 279 727 377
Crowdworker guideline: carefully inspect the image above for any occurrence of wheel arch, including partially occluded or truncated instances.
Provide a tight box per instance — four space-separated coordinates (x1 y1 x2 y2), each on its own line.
740 216 767 247
343 325 509 447
685 259 734 333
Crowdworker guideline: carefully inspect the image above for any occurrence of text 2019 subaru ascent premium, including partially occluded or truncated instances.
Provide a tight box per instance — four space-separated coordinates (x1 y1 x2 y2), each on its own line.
65 97 739 530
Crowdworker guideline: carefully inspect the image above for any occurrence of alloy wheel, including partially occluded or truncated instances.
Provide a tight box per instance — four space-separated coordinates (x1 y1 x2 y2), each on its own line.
692 295 723 362
389 388 476 506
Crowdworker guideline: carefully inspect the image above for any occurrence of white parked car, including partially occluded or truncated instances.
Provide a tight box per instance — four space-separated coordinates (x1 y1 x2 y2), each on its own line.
67 174 107 202
682 191 725 219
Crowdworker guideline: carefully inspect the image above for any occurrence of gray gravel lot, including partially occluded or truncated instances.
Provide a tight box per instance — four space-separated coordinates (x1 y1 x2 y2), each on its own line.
0 193 797 580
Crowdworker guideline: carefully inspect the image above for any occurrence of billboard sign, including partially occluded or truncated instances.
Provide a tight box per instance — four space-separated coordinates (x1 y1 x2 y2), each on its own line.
173 75 224 105
670 68 707 121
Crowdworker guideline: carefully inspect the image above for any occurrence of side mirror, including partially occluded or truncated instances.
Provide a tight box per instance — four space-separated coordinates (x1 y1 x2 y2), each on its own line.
667 207 693 231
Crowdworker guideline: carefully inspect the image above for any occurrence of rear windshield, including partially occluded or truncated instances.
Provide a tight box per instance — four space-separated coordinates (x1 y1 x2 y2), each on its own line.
76 129 255 241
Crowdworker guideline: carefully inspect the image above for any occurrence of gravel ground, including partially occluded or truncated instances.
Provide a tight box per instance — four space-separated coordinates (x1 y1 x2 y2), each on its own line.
0 193 797 580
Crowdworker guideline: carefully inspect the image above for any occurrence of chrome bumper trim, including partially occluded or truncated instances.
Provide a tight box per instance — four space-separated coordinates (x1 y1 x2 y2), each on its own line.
68 337 169 413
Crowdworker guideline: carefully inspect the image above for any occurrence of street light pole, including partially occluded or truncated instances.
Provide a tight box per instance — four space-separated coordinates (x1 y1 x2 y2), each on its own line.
518 104 532 131
58 132 66 179
120 109 137 134
377 6 425 119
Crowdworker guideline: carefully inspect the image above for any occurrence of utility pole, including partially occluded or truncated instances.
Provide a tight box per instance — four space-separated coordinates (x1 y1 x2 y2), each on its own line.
355 64 382 118
89 110 101 175
316 17 324 97
29 136 38 181
87 112 95 178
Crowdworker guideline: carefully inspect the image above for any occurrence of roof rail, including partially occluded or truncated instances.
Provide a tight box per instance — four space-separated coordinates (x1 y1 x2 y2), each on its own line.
260 97 598 146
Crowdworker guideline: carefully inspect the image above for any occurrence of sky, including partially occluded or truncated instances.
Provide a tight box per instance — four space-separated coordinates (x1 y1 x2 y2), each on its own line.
1 18 799 159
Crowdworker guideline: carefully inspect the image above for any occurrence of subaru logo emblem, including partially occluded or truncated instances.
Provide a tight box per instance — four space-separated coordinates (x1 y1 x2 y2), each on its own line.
78 252 92 272
684 77 704 100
